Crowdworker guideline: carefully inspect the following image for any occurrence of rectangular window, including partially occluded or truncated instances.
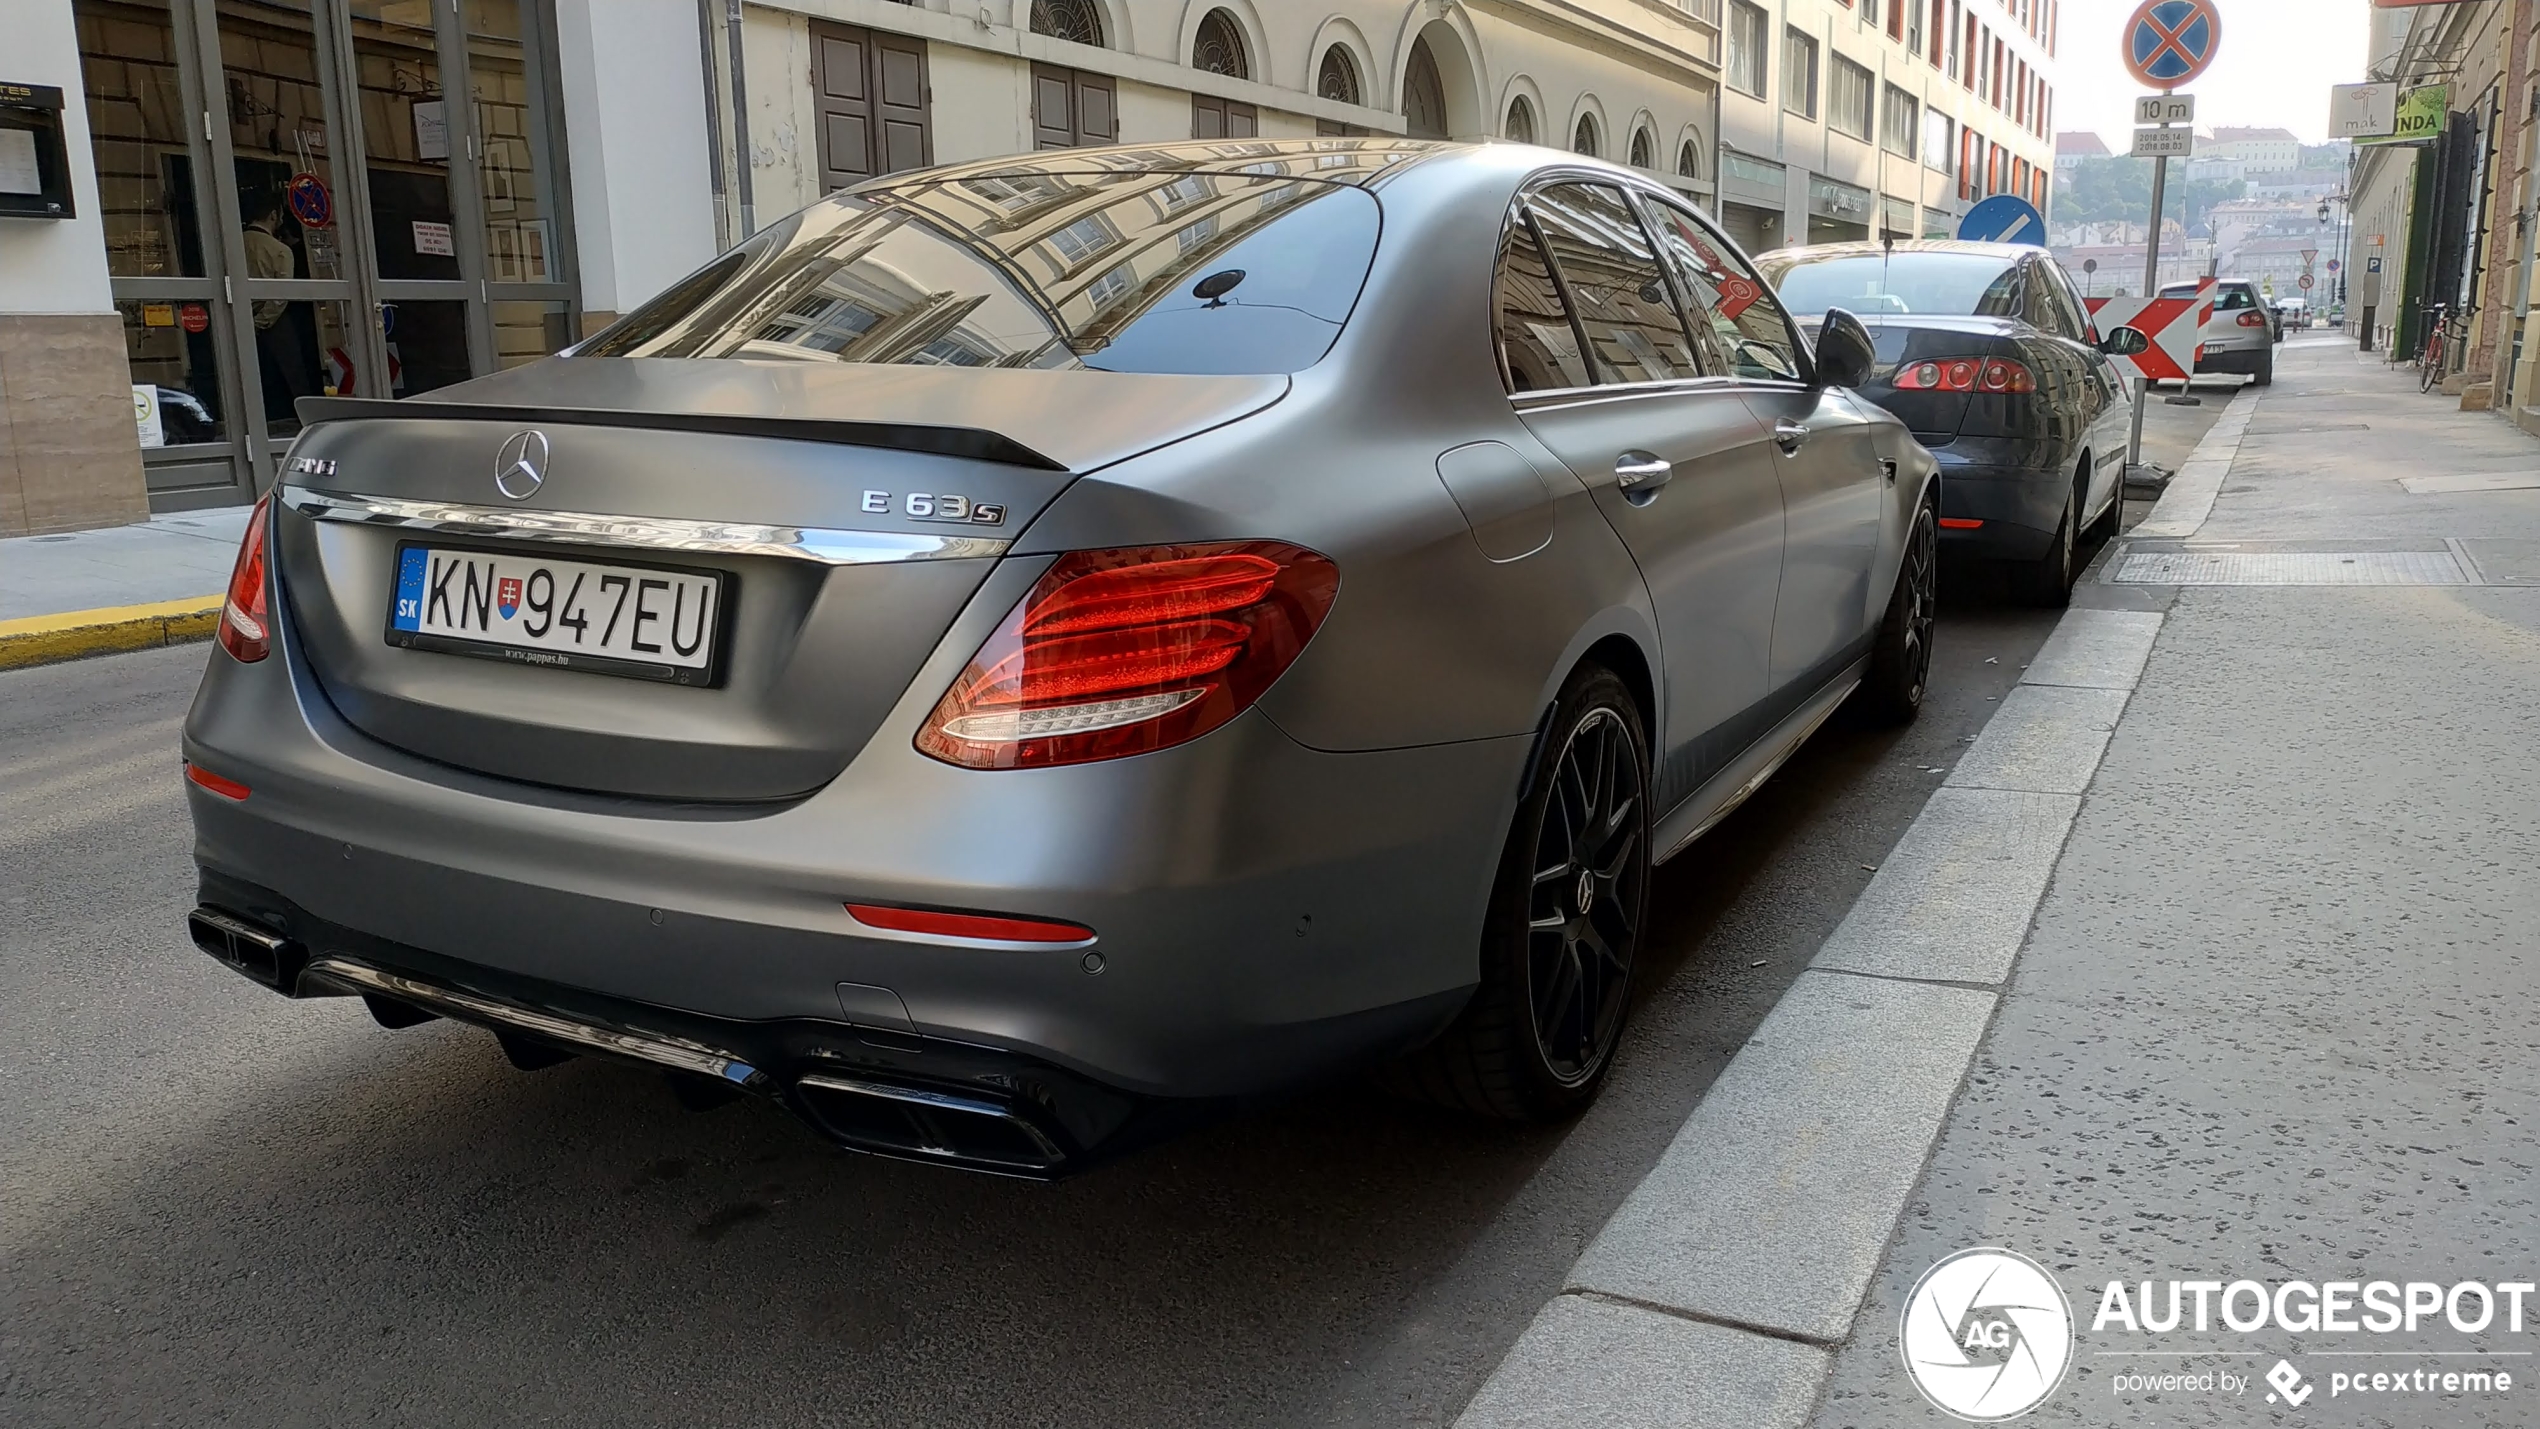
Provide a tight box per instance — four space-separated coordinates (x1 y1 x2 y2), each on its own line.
1882 85 1918 157
1032 64 1118 150
1783 28 1819 118
812 21 931 192
1962 15 1978 89
1930 0 1946 66
1495 213 1591 391
1728 2 1771 98
1829 55 1874 141
1924 107 1953 172
1889 0 1907 43
1192 94 1257 140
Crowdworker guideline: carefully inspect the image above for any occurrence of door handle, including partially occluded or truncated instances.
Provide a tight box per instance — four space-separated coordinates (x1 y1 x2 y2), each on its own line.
1614 451 1673 493
1772 419 1811 454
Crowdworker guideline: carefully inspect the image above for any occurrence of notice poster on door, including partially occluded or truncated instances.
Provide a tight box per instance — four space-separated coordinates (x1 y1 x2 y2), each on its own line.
413 100 448 161
133 385 164 450
411 220 455 257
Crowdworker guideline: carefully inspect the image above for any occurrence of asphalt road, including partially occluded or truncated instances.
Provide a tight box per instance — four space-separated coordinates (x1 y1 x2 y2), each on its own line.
1 579 2077 1426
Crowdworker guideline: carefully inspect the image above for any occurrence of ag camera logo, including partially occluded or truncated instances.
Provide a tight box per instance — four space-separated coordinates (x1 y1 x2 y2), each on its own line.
1902 1248 2074 1421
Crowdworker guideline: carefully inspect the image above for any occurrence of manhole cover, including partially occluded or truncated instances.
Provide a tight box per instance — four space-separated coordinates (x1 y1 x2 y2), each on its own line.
2113 551 2472 586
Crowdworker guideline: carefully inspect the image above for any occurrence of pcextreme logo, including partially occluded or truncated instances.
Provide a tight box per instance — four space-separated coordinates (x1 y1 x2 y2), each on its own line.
1902 1248 2076 1422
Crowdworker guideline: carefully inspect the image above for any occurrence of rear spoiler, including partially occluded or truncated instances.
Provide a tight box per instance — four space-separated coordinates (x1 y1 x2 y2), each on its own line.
293 396 1070 472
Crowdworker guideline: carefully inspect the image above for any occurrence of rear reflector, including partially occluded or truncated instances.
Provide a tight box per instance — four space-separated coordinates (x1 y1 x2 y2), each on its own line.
185 763 251 800
845 903 1094 944
1938 518 1986 530
918 541 1339 769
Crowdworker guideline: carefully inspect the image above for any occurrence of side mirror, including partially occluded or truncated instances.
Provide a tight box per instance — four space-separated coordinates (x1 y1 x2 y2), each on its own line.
1814 308 1878 389
2099 325 2151 357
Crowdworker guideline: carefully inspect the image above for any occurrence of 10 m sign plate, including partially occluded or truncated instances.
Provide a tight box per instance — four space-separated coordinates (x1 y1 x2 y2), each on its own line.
388 545 726 684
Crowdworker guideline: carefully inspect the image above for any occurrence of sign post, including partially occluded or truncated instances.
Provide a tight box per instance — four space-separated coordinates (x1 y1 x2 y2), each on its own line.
2122 0 2222 479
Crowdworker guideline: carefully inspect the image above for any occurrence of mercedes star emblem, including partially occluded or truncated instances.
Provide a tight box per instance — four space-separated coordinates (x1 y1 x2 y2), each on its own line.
494 429 549 500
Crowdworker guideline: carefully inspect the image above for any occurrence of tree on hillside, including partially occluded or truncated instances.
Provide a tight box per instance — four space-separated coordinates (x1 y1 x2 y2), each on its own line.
2054 156 2243 234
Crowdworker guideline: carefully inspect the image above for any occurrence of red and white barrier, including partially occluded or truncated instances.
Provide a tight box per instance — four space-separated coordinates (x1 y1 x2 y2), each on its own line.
2085 278 2214 384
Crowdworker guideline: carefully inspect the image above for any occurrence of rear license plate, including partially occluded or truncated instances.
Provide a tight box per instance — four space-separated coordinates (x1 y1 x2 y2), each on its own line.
386 545 726 685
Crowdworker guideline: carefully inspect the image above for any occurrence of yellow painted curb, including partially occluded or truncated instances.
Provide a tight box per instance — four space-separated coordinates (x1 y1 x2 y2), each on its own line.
0 596 225 672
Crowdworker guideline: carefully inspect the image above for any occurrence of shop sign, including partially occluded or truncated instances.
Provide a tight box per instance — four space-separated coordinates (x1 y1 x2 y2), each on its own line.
2358 85 2447 146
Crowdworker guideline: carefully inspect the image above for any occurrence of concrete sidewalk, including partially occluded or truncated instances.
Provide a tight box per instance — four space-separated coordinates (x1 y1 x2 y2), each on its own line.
0 506 248 668
1460 330 2540 1427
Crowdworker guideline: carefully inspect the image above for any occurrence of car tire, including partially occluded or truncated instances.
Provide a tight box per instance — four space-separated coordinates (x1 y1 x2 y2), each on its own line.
2254 351 2275 387
1862 493 1937 725
1391 665 1650 1122
2009 486 2077 608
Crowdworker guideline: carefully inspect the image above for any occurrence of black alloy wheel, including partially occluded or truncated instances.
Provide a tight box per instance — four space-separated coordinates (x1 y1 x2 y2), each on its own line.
1865 496 1937 723
1523 704 1645 1086
1390 666 1650 1120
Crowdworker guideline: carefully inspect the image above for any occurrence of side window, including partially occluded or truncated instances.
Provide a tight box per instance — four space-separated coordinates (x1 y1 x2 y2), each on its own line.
1644 200 1805 382
1526 183 1705 384
2026 264 2082 340
1495 209 1591 392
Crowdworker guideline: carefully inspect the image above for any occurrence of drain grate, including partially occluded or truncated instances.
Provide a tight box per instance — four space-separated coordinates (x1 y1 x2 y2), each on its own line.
2113 551 2473 586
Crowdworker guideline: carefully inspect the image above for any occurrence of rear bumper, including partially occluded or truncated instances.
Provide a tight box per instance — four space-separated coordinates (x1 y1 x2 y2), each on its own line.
1931 443 2073 561
182 604 1524 1162
2196 338 2270 373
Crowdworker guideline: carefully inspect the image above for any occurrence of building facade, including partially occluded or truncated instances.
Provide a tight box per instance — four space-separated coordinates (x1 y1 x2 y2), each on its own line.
2345 0 2539 425
1711 0 2059 256
1 0 1725 535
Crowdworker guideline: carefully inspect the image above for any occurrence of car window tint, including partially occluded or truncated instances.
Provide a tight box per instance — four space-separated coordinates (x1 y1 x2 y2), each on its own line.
2028 264 2086 340
578 168 1384 376
1647 203 1804 381
1495 211 1592 392
1637 200 1732 375
2170 283 2254 311
1527 183 1704 384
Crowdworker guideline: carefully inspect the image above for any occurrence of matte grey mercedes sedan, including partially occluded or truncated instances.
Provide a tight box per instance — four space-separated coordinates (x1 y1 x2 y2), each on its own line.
183 139 1938 1177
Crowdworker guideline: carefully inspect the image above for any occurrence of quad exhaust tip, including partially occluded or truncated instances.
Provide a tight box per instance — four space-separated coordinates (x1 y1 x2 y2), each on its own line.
184 906 1076 1177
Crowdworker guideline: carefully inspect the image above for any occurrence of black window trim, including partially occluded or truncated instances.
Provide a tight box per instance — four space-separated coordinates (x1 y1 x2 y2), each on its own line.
1496 166 1817 406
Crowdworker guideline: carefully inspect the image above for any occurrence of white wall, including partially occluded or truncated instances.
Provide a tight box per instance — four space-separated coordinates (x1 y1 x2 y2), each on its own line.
0 0 114 316
553 0 720 315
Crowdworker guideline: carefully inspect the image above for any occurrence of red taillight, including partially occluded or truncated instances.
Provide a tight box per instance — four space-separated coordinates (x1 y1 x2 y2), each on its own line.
184 763 250 800
1892 357 2031 394
217 494 273 663
917 541 1339 770
845 903 1093 944
2237 312 2269 328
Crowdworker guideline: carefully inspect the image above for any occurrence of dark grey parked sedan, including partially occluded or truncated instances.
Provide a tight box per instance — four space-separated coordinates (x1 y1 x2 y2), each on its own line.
183 139 1938 1177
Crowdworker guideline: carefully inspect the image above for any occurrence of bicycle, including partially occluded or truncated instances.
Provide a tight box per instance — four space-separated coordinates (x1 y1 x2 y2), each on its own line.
2420 304 2468 393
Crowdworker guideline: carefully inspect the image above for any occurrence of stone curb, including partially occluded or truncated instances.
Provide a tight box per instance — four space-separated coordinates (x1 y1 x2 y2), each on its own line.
0 597 224 672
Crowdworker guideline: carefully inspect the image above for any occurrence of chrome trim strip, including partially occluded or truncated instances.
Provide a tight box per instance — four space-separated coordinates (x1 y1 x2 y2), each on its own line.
279 485 1011 566
301 955 761 1085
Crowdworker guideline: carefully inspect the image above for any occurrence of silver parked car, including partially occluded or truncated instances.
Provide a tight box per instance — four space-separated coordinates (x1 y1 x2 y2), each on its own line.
183 140 1939 1176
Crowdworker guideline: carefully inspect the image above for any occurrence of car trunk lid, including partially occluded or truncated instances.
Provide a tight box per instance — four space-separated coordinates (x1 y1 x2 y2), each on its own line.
274 359 1286 802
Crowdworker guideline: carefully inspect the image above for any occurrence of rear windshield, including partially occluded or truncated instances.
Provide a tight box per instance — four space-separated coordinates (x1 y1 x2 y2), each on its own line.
2165 283 2257 310
1754 251 2023 319
578 170 1382 376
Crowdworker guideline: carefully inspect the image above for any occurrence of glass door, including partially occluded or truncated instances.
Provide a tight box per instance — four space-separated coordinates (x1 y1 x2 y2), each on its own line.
77 0 581 508
77 0 255 507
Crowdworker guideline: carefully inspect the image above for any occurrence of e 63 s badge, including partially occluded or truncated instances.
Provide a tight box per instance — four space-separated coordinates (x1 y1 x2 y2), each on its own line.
863 490 1007 525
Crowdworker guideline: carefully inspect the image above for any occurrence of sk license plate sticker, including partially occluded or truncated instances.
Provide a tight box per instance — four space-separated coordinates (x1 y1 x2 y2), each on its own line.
389 545 723 684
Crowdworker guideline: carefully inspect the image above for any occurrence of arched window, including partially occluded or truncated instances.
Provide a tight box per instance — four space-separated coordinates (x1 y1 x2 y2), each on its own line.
1317 45 1361 105
1403 38 1448 139
1029 0 1103 47
1572 113 1599 157
1192 9 1249 79
1505 95 1536 144
1678 139 1704 180
1629 127 1654 168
